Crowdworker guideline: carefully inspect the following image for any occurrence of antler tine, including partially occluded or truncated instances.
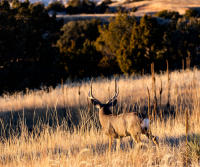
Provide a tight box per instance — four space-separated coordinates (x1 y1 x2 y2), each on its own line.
115 79 119 97
88 79 95 99
113 79 119 97
115 79 119 96
108 79 119 102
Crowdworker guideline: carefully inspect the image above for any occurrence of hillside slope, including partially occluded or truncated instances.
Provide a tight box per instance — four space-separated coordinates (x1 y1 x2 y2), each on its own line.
28 0 200 16
111 0 200 15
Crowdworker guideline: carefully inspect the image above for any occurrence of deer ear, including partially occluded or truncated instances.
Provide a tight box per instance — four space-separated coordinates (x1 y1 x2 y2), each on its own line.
91 99 99 105
106 99 117 107
90 99 102 108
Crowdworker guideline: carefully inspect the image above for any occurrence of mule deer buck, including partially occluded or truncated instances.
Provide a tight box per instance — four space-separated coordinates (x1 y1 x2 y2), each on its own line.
88 80 159 152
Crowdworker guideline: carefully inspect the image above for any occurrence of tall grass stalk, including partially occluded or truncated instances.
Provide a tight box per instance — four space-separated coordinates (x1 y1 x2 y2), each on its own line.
151 62 157 120
0 70 199 166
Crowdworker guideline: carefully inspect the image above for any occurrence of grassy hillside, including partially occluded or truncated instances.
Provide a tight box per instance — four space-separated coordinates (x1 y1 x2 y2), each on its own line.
58 0 200 22
112 0 200 15
0 69 200 166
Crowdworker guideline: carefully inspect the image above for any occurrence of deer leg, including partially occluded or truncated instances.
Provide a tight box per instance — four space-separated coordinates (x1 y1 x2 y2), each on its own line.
109 136 113 152
129 138 134 148
152 136 159 146
136 135 141 144
131 134 141 145
145 131 159 146
116 138 121 152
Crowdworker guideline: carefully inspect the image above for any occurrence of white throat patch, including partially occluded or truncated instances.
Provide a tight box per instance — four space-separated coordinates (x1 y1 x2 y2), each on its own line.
141 118 150 130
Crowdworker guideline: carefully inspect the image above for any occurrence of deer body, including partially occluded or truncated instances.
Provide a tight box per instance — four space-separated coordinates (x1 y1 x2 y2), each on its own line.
88 80 158 151
99 110 142 138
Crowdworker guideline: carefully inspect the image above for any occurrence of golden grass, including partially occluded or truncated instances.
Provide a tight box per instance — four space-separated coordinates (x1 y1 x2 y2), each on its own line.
0 69 198 111
0 69 200 166
59 0 200 20
112 0 200 15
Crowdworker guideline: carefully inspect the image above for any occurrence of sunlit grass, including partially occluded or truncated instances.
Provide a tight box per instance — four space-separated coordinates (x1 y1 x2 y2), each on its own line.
0 69 200 166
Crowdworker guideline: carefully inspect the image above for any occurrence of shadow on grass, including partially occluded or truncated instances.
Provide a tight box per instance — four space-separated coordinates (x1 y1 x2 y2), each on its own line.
0 102 184 141
161 133 200 147
0 106 84 139
90 133 200 155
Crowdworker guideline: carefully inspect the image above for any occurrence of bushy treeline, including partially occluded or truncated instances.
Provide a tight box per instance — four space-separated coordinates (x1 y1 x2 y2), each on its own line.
95 12 200 74
58 11 200 77
1 0 200 93
0 0 63 93
47 0 111 14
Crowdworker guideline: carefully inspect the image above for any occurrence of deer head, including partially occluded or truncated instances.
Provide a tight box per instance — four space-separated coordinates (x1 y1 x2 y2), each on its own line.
88 79 119 114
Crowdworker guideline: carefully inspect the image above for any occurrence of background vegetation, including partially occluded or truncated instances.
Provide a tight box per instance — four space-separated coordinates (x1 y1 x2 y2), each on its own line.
1 1 200 94
0 0 63 93
46 0 111 14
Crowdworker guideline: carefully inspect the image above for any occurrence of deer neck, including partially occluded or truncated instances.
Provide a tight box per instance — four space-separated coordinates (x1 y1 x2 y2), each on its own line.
99 109 108 126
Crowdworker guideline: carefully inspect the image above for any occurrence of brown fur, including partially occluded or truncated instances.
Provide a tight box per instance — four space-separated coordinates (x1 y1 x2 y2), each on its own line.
88 81 159 151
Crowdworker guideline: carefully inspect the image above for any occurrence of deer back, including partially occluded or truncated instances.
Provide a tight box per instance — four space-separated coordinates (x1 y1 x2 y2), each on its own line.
99 110 142 138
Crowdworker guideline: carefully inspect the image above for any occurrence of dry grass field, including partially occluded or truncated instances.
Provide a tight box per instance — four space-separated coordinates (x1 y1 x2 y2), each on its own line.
58 0 200 22
112 0 200 16
0 69 200 166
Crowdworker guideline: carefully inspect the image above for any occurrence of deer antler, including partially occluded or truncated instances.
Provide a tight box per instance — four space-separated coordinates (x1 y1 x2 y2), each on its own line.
88 79 94 99
106 79 119 104
88 79 101 105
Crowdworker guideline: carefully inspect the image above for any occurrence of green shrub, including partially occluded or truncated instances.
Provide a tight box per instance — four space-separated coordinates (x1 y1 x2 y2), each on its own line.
155 10 180 20
66 0 96 14
185 8 200 18
57 20 102 78
46 1 65 13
